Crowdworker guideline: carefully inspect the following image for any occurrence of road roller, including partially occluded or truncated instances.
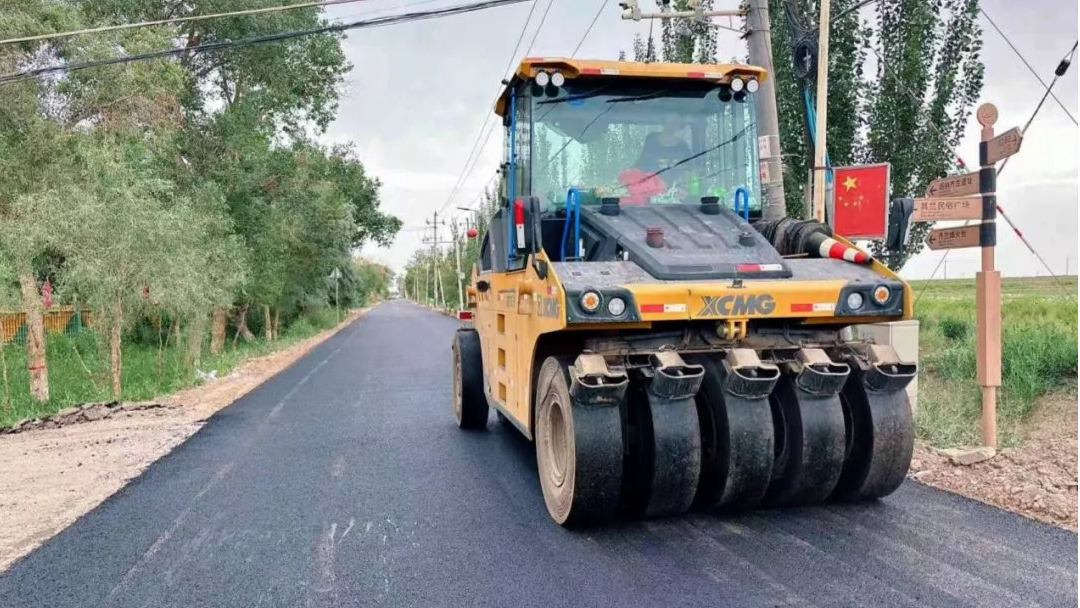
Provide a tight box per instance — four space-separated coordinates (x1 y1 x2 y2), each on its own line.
451 58 917 526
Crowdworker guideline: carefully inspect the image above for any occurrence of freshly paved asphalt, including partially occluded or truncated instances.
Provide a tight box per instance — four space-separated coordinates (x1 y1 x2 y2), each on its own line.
1 301 1076 608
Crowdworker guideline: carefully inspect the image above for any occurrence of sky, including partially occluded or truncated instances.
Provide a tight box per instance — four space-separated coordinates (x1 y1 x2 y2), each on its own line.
320 0 1078 279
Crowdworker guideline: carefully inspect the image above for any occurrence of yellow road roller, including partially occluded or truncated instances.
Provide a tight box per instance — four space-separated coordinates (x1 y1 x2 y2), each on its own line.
451 58 917 526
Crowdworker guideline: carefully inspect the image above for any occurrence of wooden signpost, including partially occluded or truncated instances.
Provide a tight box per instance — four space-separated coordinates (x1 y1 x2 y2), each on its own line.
982 127 1023 165
926 224 992 250
912 197 984 222
925 172 982 197
920 102 1022 449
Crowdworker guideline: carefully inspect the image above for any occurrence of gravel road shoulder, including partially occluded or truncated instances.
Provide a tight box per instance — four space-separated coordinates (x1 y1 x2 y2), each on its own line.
0 308 369 571
910 389 1078 531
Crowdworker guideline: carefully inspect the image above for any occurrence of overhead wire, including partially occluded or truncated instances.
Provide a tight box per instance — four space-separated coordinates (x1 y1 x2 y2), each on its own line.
910 39 1077 305
437 0 560 217
0 0 532 85
572 0 611 58
452 0 616 216
0 0 369 46
433 0 541 216
979 7 1077 125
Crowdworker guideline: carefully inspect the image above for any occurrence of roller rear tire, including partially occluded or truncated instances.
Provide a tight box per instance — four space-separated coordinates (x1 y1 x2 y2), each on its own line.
689 355 774 510
763 371 846 507
535 356 623 526
831 365 914 502
452 329 488 430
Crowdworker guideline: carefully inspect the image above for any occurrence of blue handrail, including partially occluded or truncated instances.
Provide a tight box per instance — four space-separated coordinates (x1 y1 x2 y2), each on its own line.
560 188 582 261
734 186 750 221
506 89 517 267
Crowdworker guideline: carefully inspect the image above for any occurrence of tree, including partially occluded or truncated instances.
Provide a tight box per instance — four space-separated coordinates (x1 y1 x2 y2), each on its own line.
769 0 983 268
0 1 187 401
33 135 238 396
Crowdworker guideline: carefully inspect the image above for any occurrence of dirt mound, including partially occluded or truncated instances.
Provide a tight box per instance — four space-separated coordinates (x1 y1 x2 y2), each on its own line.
910 389 1078 530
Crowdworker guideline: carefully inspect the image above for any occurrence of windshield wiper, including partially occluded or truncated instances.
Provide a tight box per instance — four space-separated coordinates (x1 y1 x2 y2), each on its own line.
535 86 610 106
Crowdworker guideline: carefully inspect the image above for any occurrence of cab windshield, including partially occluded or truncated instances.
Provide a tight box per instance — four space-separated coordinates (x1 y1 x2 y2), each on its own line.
529 80 761 214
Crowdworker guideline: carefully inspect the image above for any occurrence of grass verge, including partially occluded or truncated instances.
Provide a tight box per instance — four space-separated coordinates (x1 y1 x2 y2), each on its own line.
0 307 345 427
912 277 1078 447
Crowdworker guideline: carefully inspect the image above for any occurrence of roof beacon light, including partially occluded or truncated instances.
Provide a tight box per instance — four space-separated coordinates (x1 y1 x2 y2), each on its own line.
730 77 745 92
746 78 759 93
550 71 565 87
534 71 550 87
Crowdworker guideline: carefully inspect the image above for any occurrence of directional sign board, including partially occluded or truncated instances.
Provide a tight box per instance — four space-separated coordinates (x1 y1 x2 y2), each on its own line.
926 172 981 197
912 197 984 222
982 127 1023 165
926 224 992 250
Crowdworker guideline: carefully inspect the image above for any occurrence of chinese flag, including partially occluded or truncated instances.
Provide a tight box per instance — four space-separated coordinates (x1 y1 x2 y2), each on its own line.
832 163 890 239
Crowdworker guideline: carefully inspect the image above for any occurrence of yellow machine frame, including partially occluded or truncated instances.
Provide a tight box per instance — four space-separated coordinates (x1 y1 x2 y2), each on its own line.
467 58 911 438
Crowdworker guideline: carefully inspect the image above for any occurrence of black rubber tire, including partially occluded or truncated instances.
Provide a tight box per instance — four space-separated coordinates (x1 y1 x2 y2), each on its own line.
535 356 623 526
619 374 701 518
763 371 846 507
452 329 488 430
830 365 915 502
643 391 701 517
688 355 774 510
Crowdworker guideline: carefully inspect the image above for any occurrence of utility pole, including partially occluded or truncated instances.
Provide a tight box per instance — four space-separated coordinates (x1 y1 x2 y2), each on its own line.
745 0 787 220
810 0 831 223
619 0 787 219
450 219 465 312
425 210 450 310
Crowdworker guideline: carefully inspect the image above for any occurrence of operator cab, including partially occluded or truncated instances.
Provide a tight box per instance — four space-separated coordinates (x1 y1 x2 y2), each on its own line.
483 58 770 275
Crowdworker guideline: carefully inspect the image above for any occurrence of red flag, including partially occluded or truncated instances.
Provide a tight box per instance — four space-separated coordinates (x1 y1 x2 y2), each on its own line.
42 278 53 309
832 163 890 239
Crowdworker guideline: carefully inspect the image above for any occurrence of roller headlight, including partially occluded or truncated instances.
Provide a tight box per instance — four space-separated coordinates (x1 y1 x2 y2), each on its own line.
580 291 602 314
730 77 745 92
746 78 759 93
550 71 566 87
846 292 865 311
534 71 550 87
607 296 627 317
872 285 891 305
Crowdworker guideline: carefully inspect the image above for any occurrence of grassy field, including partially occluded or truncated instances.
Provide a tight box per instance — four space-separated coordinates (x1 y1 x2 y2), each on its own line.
911 276 1078 447
0 308 345 428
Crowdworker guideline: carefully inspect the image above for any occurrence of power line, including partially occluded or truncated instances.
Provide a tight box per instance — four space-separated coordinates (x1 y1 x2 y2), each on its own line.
435 0 557 216
862 38 1072 300
0 0 368 47
979 7 1077 126
572 0 611 58
434 0 540 216
0 0 531 85
523 0 557 54
914 42 1077 305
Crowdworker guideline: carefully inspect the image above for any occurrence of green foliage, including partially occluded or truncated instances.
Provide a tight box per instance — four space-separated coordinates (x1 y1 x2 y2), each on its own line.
0 1 401 401
0 308 343 426
769 0 983 267
939 316 970 341
656 0 718 63
914 278 1078 447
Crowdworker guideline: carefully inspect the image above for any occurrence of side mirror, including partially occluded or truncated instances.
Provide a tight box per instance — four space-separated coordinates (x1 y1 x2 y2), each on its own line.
476 280 490 293
886 197 914 252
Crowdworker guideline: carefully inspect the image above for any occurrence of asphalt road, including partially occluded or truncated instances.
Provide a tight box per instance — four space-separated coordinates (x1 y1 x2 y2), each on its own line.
2 301 1076 608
